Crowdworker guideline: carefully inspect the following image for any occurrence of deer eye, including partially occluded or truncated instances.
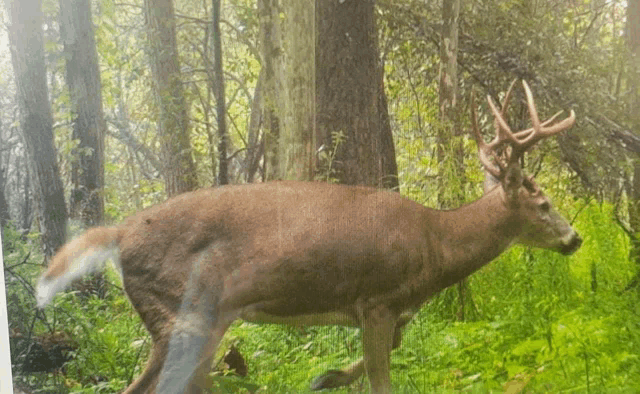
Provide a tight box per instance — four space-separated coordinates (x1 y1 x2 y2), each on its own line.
539 201 551 212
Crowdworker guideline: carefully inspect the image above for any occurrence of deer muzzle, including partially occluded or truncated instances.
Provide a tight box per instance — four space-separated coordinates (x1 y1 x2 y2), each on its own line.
559 231 582 256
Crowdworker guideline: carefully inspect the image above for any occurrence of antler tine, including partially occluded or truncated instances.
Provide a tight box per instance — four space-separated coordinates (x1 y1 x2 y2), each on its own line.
515 81 576 150
472 80 576 181
511 110 566 141
500 79 517 118
489 79 517 142
470 90 502 178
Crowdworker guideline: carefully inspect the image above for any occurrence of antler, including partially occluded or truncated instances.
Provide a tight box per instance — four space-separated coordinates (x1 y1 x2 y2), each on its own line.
471 80 576 180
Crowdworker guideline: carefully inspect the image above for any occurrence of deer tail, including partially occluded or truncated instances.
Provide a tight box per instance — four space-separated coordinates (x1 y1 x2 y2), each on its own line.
36 226 121 308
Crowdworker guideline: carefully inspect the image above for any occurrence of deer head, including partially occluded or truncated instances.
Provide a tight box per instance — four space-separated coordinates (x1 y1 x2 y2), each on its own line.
471 80 581 255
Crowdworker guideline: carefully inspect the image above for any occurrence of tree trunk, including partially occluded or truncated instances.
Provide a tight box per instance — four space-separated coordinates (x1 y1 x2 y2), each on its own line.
437 0 470 321
316 0 398 188
60 0 105 226
0 112 10 232
0 168 10 230
258 0 283 181
20 158 32 234
278 0 315 181
144 0 198 196
437 0 463 207
211 0 228 185
246 69 264 183
6 0 67 257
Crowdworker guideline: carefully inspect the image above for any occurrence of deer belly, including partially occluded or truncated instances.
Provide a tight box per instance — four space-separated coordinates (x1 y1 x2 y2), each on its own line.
239 308 358 327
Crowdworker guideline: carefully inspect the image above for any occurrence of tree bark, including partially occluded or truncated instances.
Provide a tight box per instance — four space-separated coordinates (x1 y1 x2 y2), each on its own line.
60 0 105 226
316 0 398 188
6 0 67 257
144 0 198 196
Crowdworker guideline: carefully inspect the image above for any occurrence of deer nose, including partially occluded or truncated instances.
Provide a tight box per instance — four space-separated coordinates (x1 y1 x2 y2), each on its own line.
560 232 582 255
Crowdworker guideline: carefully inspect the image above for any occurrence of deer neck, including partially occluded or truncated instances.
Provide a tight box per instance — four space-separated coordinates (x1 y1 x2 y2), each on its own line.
434 186 520 286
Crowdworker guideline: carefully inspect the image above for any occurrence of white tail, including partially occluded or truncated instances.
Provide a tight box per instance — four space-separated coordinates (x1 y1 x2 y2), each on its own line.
36 227 119 308
38 81 580 394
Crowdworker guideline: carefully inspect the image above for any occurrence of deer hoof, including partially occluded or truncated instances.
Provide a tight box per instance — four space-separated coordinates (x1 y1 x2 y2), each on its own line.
310 369 352 390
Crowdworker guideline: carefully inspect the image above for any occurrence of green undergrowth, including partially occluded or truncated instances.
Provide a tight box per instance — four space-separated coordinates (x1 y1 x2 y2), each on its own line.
6 202 640 393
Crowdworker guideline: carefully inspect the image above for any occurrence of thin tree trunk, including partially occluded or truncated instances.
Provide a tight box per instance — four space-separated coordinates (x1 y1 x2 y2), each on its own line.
0 168 9 230
144 0 198 196
0 112 10 231
60 0 105 226
258 0 282 181
437 0 463 207
6 0 67 257
246 69 264 183
20 159 32 234
211 0 228 185
437 0 471 321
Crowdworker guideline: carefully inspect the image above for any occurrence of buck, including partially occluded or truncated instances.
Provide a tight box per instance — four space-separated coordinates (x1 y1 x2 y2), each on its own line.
36 81 581 394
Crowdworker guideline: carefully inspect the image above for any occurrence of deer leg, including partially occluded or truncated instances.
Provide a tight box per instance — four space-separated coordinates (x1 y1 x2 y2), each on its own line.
361 305 396 394
184 321 230 394
310 312 412 391
309 358 365 390
155 312 232 394
122 339 168 394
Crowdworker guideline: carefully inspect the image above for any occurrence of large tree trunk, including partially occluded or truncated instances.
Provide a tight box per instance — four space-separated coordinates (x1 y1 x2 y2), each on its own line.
6 0 67 258
60 0 105 226
278 0 315 181
316 0 398 188
144 0 198 196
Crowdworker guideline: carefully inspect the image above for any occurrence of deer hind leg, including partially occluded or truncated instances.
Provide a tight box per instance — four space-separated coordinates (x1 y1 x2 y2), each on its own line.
154 305 234 394
153 266 226 391
122 339 168 394
310 312 412 391
184 321 231 394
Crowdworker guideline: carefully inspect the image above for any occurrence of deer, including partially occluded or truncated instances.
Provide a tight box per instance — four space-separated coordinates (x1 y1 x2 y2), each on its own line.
36 80 581 394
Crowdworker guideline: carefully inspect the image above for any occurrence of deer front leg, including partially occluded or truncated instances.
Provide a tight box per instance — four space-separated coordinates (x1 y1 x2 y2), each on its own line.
310 312 412 391
361 305 397 394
